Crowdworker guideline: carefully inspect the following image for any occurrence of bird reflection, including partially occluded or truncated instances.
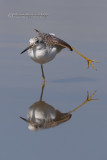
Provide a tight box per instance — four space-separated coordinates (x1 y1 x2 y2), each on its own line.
20 85 97 131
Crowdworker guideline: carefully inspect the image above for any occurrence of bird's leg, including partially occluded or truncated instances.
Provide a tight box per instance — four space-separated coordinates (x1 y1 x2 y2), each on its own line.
71 46 99 71
41 64 45 86
68 91 98 114
40 82 45 101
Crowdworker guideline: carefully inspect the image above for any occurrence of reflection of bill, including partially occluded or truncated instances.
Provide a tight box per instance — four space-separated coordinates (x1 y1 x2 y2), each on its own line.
20 86 98 131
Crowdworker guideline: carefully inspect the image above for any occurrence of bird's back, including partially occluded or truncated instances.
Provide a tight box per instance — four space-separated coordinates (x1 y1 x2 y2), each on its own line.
35 29 73 51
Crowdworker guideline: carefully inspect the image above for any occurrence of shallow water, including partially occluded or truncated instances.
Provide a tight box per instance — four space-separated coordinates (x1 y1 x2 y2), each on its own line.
0 0 107 160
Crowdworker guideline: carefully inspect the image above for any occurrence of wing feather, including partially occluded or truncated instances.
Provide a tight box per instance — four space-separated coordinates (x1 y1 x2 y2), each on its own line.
34 29 73 51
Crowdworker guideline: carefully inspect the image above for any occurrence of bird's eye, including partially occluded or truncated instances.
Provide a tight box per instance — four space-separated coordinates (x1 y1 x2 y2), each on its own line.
36 40 39 43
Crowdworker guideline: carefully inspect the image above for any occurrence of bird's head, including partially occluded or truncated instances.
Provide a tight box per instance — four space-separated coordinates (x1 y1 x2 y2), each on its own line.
20 37 44 54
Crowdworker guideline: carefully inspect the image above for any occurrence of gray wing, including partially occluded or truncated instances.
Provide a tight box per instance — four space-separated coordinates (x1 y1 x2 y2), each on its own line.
34 29 73 51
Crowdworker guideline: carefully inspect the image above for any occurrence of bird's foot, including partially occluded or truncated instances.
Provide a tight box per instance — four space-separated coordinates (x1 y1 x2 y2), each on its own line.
86 91 99 101
86 58 99 71
69 91 98 114
71 46 99 71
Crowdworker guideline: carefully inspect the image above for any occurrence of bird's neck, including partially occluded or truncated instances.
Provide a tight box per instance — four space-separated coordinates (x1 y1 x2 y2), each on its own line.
36 44 46 50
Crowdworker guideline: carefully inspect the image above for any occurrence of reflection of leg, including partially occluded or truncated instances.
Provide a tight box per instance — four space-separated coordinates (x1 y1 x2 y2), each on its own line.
68 91 98 114
41 64 45 86
40 82 45 101
71 46 99 70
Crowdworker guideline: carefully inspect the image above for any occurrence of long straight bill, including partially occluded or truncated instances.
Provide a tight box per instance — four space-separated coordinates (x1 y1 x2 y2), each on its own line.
20 44 33 54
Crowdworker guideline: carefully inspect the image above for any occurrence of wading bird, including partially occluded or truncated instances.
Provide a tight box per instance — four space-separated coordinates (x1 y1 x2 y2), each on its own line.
20 29 98 85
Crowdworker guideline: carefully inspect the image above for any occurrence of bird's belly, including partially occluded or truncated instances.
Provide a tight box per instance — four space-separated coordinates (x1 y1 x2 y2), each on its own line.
28 47 57 64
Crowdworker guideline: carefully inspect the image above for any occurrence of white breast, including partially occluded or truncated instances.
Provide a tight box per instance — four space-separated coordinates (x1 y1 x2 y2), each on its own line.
28 47 57 64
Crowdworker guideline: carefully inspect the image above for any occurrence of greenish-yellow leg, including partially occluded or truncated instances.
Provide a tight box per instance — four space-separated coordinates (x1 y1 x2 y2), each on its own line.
41 64 45 86
71 46 99 70
40 81 45 101
68 91 98 114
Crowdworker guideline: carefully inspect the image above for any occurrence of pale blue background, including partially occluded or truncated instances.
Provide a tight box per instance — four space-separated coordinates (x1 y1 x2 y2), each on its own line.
0 0 107 160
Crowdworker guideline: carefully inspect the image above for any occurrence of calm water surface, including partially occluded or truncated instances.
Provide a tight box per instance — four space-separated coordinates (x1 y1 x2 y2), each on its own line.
0 0 107 160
